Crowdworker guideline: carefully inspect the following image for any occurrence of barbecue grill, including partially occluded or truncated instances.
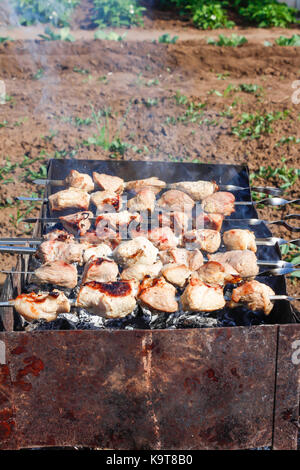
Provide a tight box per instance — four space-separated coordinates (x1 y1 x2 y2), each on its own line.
0 159 299 450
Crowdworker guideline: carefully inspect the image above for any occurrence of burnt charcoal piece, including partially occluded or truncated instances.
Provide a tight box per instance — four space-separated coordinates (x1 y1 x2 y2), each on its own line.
168 313 220 329
25 316 77 331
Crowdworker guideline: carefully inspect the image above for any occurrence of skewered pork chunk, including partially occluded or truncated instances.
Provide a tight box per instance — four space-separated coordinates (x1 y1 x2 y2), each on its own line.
169 180 218 201
127 188 156 213
208 250 259 278
223 229 257 252
196 261 240 287
181 278 225 312
82 257 119 284
195 212 224 232
159 248 204 271
83 243 112 264
76 280 137 318
161 264 191 288
14 290 70 322
138 276 178 313
201 192 235 216
158 211 190 235
33 261 78 289
228 280 275 315
93 172 124 194
49 188 90 212
64 170 94 193
125 177 166 195
113 236 158 267
59 211 93 237
43 229 75 243
36 240 85 265
157 190 195 212
147 227 179 251
96 210 141 230
183 229 221 253
93 227 122 249
90 190 121 213
121 261 162 282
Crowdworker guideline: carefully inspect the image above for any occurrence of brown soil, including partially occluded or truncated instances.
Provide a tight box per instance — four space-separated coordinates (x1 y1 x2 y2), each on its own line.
0 11 299 308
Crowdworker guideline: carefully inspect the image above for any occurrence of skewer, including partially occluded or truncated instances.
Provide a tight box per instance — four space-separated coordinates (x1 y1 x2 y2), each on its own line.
0 244 296 269
17 195 299 207
1 236 299 248
0 294 299 310
1 266 298 277
33 179 284 196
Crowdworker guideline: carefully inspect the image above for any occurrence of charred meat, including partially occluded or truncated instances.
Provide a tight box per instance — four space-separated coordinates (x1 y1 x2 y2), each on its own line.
14 290 70 322
121 261 163 282
91 190 121 213
228 280 275 315
138 276 178 313
82 257 119 284
161 263 191 288
196 261 240 287
76 280 137 318
59 211 93 237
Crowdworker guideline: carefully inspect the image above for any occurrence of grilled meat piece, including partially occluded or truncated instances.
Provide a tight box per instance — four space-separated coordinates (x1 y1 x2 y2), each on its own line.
202 192 235 216
138 276 178 313
208 250 259 278
59 211 93 236
159 248 204 271
33 261 78 289
125 177 166 195
113 236 158 267
196 261 240 286
121 261 162 282
93 172 124 194
183 229 221 253
49 188 90 212
43 229 75 243
169 180 218 201
96 210 141 230
161 263 191 288
157 190 195 212
228 280 275 315
147 226 179 251
181 278 225 312
76 280 137 318
223 229 257 252
14 290 70 322
195 212 224 232
82 257 119 284
91 190 121 213
64 170 94 192
158 211 190 235
36 240 85 265
127 188 156 213
83 243 112 264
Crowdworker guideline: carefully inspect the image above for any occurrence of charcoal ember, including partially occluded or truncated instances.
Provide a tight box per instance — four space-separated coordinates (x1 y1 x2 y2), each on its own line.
103 306 149 330
149 312 170 330
219 308 266 327
168 312 220 329
24 316 77 331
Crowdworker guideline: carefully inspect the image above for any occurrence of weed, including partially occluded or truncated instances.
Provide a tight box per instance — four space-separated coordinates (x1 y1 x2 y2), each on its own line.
33 68 45 80
92 0 145 28
94 30 126 41
275 136 300 146
157 34 178 44
275 35 300 46
250 163 299 191
235 0 298 28
144 98 159 108
232 110 290 140
73 66 90 75
0 37 13 43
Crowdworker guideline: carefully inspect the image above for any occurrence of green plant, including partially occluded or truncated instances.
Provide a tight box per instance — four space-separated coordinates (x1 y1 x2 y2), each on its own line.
275 35 300 46
232 110 289 139
38 26 75 41
235 0 298 28
188 2 235 30
250 162 299 191
33 68 45 80
157 34 179 44
0 37 13 43
280 243 300 277
275 136 300 146
94 30 126 41
13 0 79 27
92 0 145 28
207 34 248 47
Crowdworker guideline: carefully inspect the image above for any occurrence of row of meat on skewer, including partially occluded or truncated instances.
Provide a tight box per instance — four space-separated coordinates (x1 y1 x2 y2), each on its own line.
2 171 293 326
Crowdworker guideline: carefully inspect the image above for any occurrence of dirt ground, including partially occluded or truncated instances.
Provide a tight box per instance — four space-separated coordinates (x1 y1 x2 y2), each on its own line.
0 4 299 308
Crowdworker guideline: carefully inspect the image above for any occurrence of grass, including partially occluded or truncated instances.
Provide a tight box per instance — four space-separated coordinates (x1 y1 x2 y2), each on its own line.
250 160 299 191
38 27 75 42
